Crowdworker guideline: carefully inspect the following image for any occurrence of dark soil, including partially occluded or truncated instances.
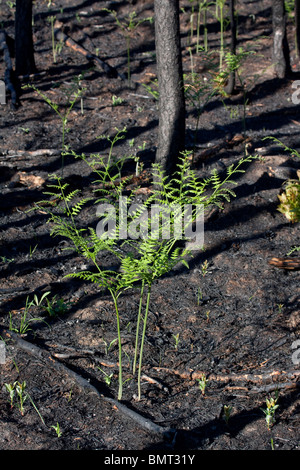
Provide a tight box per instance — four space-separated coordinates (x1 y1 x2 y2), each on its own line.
0 0 300 454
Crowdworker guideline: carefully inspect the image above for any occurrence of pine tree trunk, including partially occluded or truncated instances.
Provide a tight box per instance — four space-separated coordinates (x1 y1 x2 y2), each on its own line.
15 0 36 76
225 0 237 95
295 0 300 58
272 0 291 78
154 0 185 178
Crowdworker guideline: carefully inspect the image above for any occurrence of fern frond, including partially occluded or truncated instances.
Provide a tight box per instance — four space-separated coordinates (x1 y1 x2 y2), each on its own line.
64 189 80 203
71 198 92 216
262 136 300 159
65 270 118 289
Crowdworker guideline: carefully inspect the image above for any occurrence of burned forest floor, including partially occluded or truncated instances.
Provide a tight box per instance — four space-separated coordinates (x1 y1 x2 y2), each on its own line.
0 0 300 453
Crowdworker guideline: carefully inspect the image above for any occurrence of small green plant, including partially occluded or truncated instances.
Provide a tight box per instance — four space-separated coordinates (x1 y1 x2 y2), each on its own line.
214 0 228 71
6 1 15 10
15 381 27 415
96 126 129 169
263 137 300 224
261 390 279 430
102 9 153 85
29 243 38 257
188 0 197 46
214 47 255 135
55 40 64 59
103 338 118 355
223 404 233 424
5 380 45 423
196 373 208 395
23 76 86 174
288 245 300 255
172 333 180 351
277 303 284 314
111 95 124 107
47 15 57 63
43 295 69 317
64 389 73 402
270 437 275 450
277 173 300 223
201 259 209 276
5 382 16 409
142 79 159 101
0 256 14 264
197 1 212 52
5 381 27 416
185 0 212 52
36 144 255 401
285 0 298 55
18 127 30 134
51 422 62 437
9 296 47 335
184 70 217 161
32 291 51 308
196 287 202 305
132 141 146 176
98 367 114 386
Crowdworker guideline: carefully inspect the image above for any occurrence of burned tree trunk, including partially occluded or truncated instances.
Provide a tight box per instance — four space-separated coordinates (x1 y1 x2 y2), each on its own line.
0 31 18 108
295 0 300 58
154 0 185 178
15 0 36 76
224 0 237 95
272 0 291 78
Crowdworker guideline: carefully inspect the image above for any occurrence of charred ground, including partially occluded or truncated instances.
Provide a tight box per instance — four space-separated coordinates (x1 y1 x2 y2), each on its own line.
0 0 300 451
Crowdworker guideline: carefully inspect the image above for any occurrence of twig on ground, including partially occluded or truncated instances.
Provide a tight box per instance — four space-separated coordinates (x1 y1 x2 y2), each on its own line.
36 339 300 396
269 257 300 270
54 20 126 81
0 149 62 161
153 366 300 392
0 328 175 438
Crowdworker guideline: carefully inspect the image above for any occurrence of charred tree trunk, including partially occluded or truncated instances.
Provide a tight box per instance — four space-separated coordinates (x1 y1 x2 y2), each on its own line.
295 0 300 58
15 0 36 76
0 31 18 108
154 0 185 178
272 0 291 78
224 0 237 95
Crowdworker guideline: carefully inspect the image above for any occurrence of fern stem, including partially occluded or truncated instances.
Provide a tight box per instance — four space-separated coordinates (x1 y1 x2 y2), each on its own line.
126 35 131 86
133 280 145 375
110 289 123 401
58 178 81 240
137 285 151 400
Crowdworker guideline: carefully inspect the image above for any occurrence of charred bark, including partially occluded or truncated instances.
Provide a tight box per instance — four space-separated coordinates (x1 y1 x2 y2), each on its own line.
224 0 237 95
15 0 36 76
0 31 18 108
295 0 300 58
154 0 185 178
272 0 291 78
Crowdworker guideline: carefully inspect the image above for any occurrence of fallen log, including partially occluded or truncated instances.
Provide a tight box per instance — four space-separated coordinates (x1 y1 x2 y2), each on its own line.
153 366 300 389
37 337 300 396
0 30 18 109
0 328 175 438
194 134 252 163
54 20 126 81
268 257 300 270
0 148 61 157
0 148 62 163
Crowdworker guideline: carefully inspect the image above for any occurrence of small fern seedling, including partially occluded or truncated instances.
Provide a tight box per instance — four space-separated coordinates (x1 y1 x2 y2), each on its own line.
38 148 256 401
23 77 86 175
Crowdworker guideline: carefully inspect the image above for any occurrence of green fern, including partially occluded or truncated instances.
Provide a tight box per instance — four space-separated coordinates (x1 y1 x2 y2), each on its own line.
262 136 300 160
38 145 256 400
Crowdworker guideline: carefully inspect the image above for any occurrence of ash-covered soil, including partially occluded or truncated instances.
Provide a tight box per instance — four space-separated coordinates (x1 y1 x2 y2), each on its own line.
0 0 300 453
